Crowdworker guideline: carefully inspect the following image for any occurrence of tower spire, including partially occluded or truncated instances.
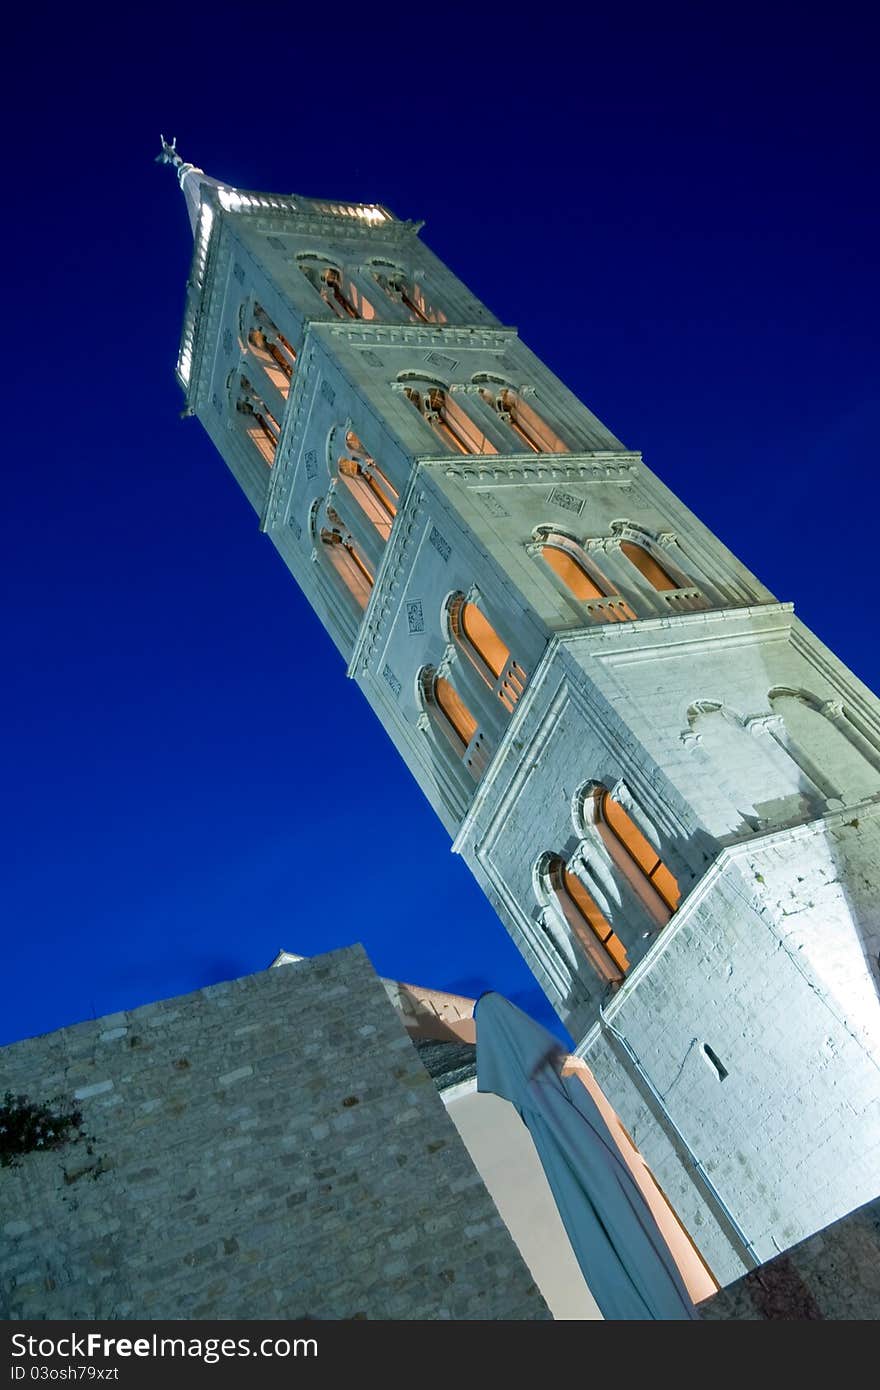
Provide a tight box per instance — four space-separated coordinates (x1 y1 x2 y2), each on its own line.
156 135 229 233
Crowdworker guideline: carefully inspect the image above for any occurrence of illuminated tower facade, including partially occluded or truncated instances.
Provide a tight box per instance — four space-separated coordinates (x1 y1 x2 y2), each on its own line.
162 141 880 1285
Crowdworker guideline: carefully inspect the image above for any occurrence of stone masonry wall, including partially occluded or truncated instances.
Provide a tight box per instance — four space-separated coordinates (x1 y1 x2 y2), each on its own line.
0 946 548 1320
700 1195 880 1319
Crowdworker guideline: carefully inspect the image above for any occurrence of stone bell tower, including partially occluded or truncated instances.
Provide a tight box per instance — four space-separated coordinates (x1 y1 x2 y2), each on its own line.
161 139 880 1287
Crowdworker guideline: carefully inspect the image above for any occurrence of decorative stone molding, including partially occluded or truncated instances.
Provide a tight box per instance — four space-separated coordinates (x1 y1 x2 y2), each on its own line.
745 714 785 738
326 323 513 349
609 778 633 808
436 456 641 484
821 700 845 721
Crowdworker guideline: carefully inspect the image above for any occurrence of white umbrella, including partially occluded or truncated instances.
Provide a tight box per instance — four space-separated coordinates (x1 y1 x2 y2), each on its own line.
475 991 699 1321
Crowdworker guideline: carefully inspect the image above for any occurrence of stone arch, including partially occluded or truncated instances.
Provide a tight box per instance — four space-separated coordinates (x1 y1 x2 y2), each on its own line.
471 373 570 454
535 852 627 987
530 526 636 623
416 665 492 784
685 699 825 832
768 687 880 804
397 373 495 455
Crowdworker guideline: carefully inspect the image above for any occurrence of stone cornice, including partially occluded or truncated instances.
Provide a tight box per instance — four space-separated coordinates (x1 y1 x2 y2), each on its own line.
241 211 422 245
433 454 642 482
317 322 515 349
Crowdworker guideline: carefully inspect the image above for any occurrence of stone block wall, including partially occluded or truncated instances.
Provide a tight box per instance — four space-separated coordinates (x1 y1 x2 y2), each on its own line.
700 1195 880 1319
0 946 548 1320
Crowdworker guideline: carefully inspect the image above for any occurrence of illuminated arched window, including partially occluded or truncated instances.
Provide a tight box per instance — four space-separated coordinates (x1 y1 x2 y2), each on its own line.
298 257 375 320
620 540 679 592
476 378 569 454
597 789 680 919
435 675 478 749
538 533 637 621
544 855 629 984
449 595 527 713
461 602 509 679
235 375 280 466
400 378 497 455
246 305 296 398
318 518 374 610
337 431 398 542
371 264 447 324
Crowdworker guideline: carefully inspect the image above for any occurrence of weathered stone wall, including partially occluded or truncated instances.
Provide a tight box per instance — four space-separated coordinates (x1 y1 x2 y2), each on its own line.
700 1195 880 1319
0 946 548 1320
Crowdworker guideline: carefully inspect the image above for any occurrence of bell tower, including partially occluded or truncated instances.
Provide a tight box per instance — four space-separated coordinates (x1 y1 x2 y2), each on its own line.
161 140 880 1287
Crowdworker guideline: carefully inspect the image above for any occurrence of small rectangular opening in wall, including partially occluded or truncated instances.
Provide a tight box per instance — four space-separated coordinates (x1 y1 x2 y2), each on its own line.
702 1043 728 1082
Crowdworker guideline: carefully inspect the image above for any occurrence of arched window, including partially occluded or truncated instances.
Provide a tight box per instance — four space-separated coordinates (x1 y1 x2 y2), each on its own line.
318 516 374 610
337 431 398 542
246 305 296 398
235 375 280 466
435 675 478 749
596 789 680 920
371 264 447 324
620 540 679 592
476 378 569 454
538 532 636 622
419 666 492 788
298 257 375 320
449 594 527 713
461 602 509 679
544 855 629 984
400 377 497 455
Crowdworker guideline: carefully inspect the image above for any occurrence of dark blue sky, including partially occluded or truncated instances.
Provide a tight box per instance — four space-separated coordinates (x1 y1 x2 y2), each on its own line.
3 7 878 1045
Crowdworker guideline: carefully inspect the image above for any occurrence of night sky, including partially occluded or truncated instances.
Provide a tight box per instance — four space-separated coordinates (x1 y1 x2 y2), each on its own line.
3 8 878 1047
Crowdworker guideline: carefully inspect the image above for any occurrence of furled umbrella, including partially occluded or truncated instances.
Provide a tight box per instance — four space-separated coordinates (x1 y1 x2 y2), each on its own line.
474 991 699 1321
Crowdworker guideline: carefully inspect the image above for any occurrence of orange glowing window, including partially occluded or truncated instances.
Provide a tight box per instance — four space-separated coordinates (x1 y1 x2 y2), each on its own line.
435 677 478 749
298 259 372 321
321 528 374 610
236 378 279 466
562 868 630 974
324 268 358 318
247 306 296 399
600 791 680 913
338 455 398 540
541 544 605 601
479 386 569 454
403 385 497 456
461 602 510 679
620 541 679 592
374 269 447 325
248 329 292 397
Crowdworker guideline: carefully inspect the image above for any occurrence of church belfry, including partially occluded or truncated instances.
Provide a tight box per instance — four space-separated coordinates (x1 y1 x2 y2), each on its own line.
161 141 880 1287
